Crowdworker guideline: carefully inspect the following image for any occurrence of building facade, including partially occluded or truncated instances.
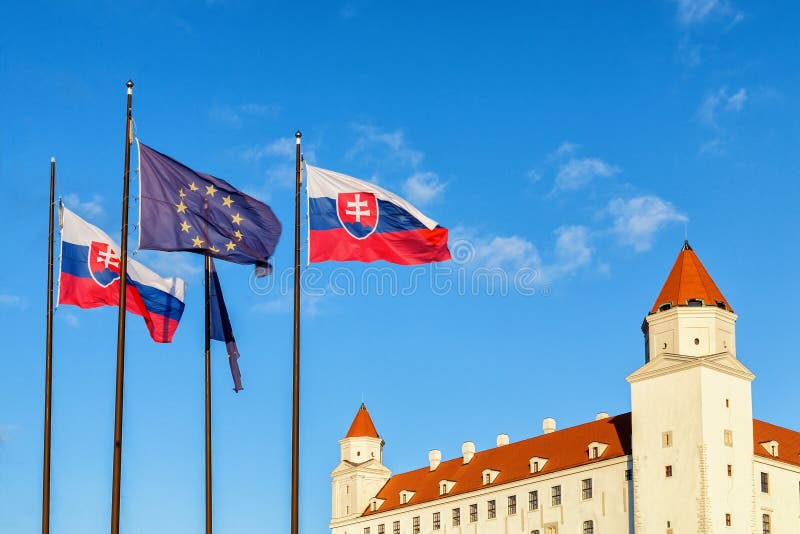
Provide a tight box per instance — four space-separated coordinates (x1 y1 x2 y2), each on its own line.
330 242 800 534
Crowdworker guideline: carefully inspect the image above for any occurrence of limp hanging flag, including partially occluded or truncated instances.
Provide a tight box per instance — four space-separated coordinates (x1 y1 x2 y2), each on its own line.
306 165 451 265
137 142 282 275
58 206 186 343
208 258 243 392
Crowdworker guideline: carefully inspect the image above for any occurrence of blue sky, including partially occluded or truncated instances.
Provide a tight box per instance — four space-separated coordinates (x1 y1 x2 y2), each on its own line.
1 1 799 532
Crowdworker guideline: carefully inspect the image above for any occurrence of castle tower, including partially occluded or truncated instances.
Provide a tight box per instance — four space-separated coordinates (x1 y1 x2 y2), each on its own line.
628 242 755 533
330 404 391 526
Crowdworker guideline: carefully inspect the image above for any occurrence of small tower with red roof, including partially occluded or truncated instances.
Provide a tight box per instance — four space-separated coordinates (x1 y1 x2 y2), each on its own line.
628 241 755 533
330 404 391 526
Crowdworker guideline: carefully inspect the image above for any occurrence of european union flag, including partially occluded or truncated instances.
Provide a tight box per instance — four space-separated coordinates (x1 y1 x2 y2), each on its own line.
137 142 282 275
209 258 242 391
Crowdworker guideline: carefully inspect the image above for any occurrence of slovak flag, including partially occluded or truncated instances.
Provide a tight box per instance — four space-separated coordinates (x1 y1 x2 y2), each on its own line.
306 165 451 265
58 206 186 343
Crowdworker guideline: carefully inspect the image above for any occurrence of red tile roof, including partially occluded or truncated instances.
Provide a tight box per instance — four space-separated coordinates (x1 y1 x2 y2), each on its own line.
650 241 732 314
346 403 380 439
753 419 800 468
363 414 632 516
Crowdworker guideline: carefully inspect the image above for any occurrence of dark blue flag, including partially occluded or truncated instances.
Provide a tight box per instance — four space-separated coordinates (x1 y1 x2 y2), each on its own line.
209 259 243 392
137 142 282 275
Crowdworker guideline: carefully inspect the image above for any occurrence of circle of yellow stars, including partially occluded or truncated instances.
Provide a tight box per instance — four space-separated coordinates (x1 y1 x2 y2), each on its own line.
174 181 245 254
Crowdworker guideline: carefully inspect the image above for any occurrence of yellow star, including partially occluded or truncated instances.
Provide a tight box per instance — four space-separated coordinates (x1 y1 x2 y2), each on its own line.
188 182 199 192
180 221 191 233
209 245 220 253
176 201 187 214
192 236 204 248
222 195 234 208
225 240 236 251
233 229 244 241
231 212 243 225
178 188 186 199
205 184 218 197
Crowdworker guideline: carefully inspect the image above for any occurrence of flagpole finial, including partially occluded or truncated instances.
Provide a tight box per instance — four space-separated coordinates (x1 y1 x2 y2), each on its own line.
50 156 56 163
295 130 302 143
126 80 134 93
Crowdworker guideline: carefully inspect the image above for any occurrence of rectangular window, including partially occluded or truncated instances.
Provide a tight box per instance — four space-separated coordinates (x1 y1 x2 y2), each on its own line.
529 490 539 510
452 508 461 527
551 485 561 506
581 478 593 500
725 513 732 527
532 531 540 534
727 464 733 477
392 521 400 534
583 520 594 534
724 429 733 447
487 499 496 519
665 465 673 477
662 431 672 447
378 525 385 534
508 495 517 515
364 528 370 534
469 503 478 522
762 513 771 534
433 512 440 531
625 469 633 481
412 516 420 534
761 472 769 493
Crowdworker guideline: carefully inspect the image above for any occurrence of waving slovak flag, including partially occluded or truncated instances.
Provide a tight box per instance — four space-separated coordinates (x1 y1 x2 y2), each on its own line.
306 165 451 265
58 206 186 342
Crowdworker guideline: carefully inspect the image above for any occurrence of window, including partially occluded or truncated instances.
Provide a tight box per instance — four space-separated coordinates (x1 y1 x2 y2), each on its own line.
590 446 599 459
412 516 420 534
392 521 400 534
725 398 730 408
487 500 496 519
662 431 673 448
378 525 385 534
364 528 370 534
532 531 540 534
762 513 771 534
452 508 460 527
533 461 539 472
469 503 478 522
529 490 539 511
761 472 769 493
727 464 733 477
401 494 407 504
724 429 733 447
432 512 440 531
508 495 517 515
581 478 593 500
583 520 594 534
625 469 633 481
440 483 446 494
725 513 732 527
551 485 561 506
665 465 673 477
484 473 491 484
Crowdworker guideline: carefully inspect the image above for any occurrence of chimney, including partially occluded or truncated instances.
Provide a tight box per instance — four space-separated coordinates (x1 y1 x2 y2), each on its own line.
542 417 556 434
496 433 510 447
462 441 475 464
428 449 441 471
595 412 609 421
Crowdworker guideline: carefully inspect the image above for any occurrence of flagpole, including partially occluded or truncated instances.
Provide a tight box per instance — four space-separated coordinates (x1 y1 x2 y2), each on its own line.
204 254 213 534
110 79 134 534
291 130 302 534
41 156 56 534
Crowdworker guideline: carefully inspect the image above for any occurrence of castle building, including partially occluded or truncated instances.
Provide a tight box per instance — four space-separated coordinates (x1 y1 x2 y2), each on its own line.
330 242 800 534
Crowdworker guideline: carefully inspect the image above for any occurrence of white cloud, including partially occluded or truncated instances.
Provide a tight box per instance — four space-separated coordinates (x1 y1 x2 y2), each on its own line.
698 87 747 128
674 0 742 26
252 294 323 316
550 225 593 277
208 103 280 127
135 251 202 279
241 138 295 161
63 193 105 219
0 294 23 308
527 169 542 182
554 157 619 192
346 124 423 168
403 172 446 205
606 196 688 252
552 141 581 158
725 88 747 111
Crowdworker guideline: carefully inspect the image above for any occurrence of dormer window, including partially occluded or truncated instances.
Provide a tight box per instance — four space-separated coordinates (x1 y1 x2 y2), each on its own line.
760 440 779 458
529 456 548 474
587 442 609 460
481 469 500 485
659 303 672 312
687 298 703 307
716 300 727 310
439 480 456 495
369 498 385 512
399 490 415 505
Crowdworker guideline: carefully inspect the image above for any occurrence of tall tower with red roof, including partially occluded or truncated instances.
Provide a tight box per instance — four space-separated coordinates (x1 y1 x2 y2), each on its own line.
628 241 755 533
330 404 391 526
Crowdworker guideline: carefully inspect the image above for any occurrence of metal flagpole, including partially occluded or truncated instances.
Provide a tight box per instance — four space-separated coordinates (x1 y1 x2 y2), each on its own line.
110 79 134 534
42 156 56 534
204 253 213 534
291 130 302 534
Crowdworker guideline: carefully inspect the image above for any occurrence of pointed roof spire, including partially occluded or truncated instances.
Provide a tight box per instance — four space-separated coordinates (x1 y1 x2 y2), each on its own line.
650 241 732 314
345 403 380 438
